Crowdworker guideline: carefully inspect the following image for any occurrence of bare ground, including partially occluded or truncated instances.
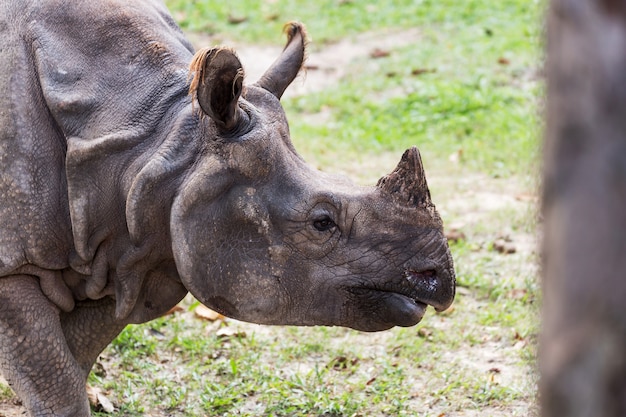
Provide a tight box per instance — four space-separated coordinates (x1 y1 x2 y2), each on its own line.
0 28 539 417
186 27 422 98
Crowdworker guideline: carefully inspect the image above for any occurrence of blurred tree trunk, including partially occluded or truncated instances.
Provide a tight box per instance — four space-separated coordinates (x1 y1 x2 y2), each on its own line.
542 1 626 416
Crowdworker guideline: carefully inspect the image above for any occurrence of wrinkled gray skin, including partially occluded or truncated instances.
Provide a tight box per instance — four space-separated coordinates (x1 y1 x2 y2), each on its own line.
0 0 455 415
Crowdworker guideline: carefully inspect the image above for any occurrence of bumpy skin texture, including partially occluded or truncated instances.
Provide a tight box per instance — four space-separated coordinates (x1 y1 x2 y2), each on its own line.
0 0 455 415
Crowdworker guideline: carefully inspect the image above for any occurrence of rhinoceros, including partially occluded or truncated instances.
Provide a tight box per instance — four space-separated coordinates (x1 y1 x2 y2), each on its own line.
0 0 455 415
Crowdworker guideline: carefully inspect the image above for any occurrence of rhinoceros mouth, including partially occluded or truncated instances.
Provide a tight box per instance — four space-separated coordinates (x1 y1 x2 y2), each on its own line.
346 268 450 328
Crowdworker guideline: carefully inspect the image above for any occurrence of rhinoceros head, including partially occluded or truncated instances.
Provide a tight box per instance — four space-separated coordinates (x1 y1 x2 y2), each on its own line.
170 23 455 332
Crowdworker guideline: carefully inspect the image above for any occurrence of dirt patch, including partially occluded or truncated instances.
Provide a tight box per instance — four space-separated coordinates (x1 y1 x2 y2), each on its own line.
187 27 421 97
0 403 25 417
0 375 22 417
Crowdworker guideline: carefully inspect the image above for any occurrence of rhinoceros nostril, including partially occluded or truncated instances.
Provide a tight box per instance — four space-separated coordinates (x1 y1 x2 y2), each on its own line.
404 269 438 293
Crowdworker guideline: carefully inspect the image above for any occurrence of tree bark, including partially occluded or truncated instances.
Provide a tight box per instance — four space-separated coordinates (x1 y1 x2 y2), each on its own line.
542 1 626 416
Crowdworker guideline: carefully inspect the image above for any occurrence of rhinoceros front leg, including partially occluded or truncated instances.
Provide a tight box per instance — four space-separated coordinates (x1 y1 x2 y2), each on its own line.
0 275 90 417
60 298 126 377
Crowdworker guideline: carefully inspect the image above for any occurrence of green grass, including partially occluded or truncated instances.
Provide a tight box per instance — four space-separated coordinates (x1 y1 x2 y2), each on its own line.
285 16 540 177
169 0 542 177
0 383 14 402
167 0 539 46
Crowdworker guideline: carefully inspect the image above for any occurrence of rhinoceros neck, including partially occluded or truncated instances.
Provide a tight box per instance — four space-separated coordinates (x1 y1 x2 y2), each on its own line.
63 100 205 296
30 0 195 141
22 0 196 258
0 0 196 272
0 0 199 319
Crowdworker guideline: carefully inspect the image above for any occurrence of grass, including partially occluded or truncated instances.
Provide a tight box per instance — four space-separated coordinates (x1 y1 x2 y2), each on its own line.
1 0 543 416
284 13 541 177
166 0 538 46
169 0 542 177
0 384 14 402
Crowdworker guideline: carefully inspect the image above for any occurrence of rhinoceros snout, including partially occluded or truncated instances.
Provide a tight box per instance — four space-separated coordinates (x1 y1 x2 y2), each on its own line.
403 266 455 313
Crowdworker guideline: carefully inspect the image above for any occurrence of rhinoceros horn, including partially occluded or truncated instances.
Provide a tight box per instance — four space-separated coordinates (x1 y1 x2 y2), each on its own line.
377 147 433 208
256 22 307 99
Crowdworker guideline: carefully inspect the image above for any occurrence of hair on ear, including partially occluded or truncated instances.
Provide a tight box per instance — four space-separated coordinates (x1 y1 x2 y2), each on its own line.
188 47 245 129
255 22 308 99
188 47 214 116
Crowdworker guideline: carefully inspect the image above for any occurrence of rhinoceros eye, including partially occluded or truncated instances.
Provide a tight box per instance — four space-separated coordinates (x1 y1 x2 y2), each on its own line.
313 215 336 232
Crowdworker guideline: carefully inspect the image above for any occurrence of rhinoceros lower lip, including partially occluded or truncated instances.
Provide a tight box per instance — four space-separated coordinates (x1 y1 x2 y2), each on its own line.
380 293 428 327
348 269 440 328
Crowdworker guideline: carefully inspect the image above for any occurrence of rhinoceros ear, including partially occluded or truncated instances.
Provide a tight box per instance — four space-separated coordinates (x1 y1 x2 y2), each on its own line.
256 22 307 99
189 47 245 131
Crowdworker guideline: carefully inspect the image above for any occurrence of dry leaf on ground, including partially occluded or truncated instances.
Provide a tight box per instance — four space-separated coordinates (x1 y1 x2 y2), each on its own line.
87 385 115 414
194 305 225 321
